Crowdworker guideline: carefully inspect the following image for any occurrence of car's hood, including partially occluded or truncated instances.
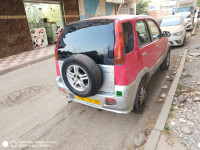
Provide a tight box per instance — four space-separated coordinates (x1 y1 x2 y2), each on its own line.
160 25 183 34
184 18 192 23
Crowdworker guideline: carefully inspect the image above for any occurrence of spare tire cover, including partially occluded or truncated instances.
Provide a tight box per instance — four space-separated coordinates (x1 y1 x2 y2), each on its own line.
62 54 103 97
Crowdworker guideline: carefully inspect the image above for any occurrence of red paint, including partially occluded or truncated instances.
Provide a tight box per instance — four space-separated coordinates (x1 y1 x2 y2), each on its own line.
114 19 143 86
55 60 60 76
55 29 63 76
114 18 168 86
106 98 116 102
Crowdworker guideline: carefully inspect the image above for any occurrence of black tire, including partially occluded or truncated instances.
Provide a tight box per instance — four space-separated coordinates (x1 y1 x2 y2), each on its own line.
182 34 186 46
133 77 148 114
160 51 170 70
61 54 103 97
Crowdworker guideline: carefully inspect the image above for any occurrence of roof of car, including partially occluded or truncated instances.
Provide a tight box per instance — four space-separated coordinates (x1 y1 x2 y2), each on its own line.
68 15 152 25
176 12 191 15
157 15 183 19
88 15 152 20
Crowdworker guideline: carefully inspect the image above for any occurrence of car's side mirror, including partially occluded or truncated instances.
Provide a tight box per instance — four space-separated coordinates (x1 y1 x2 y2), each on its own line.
163 31 171 37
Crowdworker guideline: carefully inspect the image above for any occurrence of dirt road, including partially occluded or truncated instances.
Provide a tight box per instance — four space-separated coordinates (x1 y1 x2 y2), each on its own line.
0 33 192 150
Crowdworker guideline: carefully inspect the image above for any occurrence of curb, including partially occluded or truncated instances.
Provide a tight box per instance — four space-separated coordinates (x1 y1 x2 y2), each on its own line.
144 49 188 150
0 54 54 76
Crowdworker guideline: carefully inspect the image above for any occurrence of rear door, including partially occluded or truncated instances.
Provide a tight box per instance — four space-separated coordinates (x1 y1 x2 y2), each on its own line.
136 20 156 69
146 19 164 61
58 20 115 93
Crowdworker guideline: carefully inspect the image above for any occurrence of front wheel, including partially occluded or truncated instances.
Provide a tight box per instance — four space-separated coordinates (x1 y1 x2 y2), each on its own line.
160 51 170 71
182 34 186 46
133 77 148 114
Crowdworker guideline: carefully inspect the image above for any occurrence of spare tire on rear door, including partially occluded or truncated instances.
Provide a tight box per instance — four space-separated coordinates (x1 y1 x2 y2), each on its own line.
62 54 103 97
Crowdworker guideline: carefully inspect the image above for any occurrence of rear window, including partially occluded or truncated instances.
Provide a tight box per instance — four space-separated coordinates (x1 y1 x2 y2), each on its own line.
179 13 191 19
58 20 115 65
157 17 181 27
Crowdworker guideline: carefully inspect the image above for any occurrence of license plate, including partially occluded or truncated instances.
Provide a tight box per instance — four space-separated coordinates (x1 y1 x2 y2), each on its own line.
76 96 101 105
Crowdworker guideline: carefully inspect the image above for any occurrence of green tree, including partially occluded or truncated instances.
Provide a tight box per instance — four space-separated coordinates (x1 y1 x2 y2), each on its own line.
198 0 200 7
136 0 150 15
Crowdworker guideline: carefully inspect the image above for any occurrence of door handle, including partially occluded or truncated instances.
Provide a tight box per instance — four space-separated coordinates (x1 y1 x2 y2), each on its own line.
156 45 159 48
143 52 147 56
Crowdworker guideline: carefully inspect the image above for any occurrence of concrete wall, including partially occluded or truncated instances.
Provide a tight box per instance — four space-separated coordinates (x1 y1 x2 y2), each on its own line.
147 9 171 19
79 0 116 20
0 0 79 58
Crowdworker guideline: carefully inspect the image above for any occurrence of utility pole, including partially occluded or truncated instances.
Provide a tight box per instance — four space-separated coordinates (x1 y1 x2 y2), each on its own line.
134 2 136 15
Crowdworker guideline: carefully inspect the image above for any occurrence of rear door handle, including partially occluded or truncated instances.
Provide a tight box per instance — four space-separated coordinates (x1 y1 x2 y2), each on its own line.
143 52 147 56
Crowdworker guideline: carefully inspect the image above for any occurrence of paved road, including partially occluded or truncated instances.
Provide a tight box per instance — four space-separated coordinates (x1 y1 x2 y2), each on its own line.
0 36 190 150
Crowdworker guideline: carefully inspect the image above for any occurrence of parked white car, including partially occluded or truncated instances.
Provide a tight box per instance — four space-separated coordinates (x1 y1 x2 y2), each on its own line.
176 12 194 30
157 15 186 46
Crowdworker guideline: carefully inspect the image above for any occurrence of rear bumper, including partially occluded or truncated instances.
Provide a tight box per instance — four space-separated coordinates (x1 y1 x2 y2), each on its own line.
56 76 138 114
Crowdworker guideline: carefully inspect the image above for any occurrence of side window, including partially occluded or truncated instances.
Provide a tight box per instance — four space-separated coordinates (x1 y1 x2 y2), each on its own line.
122 22 134 54
147 20 161 41
136 20 151 47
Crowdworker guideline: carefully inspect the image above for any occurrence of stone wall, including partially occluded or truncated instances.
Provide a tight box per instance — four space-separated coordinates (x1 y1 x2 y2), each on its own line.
0 0 79 58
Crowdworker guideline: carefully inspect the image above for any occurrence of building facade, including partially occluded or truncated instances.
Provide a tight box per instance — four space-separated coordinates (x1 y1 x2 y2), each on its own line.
0 0 136 58
0 0 79 58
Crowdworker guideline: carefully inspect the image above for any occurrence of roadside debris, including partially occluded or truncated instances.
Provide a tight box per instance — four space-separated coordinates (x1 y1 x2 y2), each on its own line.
161 93 166 98
180 118 186 122
144 129 150 136
172 72 177 75
161 85 168 89
134 133 146 147
157 98 164 102
177 95 187 103
181 127 191 134
171 121 175 126
190 53 200 57
169 77 174 81
193 97 200 101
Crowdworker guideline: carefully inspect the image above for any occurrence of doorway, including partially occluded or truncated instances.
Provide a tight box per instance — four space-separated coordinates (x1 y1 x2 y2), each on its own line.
24 2 65 48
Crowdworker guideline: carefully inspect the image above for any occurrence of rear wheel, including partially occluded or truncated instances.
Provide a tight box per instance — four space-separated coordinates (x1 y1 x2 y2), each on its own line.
160 51 170 71
182 34 186 46
133 77 148 114
62 54 103 97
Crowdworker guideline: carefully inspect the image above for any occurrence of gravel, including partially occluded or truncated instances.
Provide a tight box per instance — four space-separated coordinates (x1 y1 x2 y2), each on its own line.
170 43 200 150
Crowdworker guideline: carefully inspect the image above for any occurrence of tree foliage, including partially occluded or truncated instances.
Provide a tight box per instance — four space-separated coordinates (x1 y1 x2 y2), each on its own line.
198 0 200 7
136 0 150 15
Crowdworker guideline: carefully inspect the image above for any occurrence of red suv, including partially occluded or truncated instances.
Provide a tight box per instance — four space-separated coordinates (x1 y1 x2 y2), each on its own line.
55 15 170 114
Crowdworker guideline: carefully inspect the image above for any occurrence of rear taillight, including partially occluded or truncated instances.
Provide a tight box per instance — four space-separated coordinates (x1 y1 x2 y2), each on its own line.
106 98 116 105
114 20 125 65
55 29 63 76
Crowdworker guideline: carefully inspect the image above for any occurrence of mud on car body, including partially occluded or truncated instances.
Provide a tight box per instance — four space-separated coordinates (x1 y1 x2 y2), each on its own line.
55 15 171 114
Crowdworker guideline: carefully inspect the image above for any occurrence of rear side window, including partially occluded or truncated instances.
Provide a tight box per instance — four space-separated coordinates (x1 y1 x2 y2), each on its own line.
122 22 134 54
136 20 151 47
147 20 160 41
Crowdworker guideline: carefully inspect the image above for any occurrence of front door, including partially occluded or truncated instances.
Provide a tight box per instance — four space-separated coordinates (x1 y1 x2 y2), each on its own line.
136 20 156 69
146 19 164 62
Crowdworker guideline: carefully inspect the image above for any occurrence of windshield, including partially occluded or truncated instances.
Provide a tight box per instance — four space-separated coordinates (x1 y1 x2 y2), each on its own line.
179 13 191 19
177 6 193 13
58 20 115 65
157 17 181 27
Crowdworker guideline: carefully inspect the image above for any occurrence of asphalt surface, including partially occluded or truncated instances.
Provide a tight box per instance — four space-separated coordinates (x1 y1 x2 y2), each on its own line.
0 31 193 150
